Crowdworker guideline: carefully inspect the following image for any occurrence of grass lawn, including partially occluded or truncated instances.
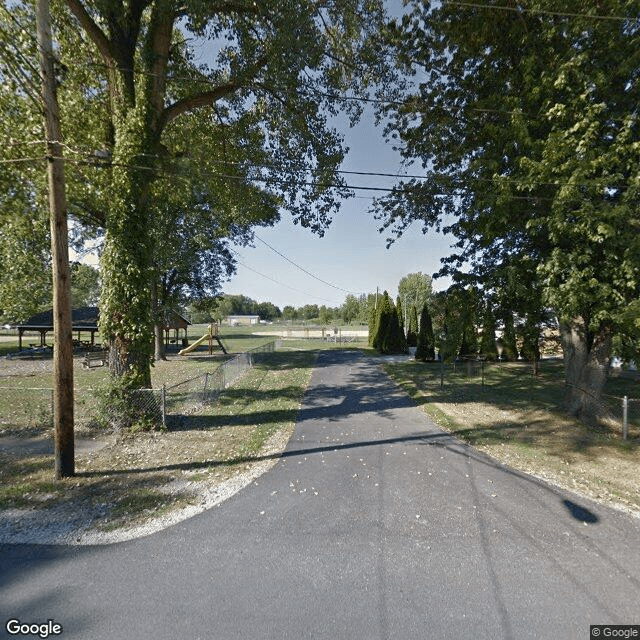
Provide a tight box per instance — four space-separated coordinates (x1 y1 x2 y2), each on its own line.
381 358 640 517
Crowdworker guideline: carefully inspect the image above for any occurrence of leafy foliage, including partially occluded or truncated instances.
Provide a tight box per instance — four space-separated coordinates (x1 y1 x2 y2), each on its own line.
70 262 100 308
0 6 52 323
479 300 498 361
375 0 640 414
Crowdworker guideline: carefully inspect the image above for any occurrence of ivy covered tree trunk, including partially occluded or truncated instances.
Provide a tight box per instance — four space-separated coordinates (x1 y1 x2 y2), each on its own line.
560 318 612 420
152 278 167 362
100 122 157 389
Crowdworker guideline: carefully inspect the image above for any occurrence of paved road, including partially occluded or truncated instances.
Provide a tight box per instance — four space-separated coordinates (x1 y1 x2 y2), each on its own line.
2 350 639 640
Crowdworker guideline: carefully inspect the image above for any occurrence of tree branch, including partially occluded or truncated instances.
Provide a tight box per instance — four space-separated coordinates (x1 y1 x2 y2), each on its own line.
65 0 114 62
160 83 241 129
160 54 268 131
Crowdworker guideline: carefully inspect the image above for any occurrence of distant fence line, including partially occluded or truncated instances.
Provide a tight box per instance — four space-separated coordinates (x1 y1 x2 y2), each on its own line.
0 341 277 432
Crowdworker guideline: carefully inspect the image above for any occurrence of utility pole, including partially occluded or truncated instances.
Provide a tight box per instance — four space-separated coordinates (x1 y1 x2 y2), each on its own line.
37 0 75 478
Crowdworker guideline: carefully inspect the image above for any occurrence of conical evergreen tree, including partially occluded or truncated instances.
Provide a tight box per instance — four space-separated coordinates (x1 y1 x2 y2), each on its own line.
395 296 405 339
479 301 498 360
373 292 406 354
368 299 378 347
406 304 418 347
415 304 435 361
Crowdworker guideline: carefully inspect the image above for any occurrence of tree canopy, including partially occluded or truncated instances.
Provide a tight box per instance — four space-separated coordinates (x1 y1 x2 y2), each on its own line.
375 0 640 417
1 0 397 388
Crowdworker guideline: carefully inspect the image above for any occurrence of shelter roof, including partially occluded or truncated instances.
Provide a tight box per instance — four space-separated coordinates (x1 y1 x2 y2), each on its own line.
18 307 99 329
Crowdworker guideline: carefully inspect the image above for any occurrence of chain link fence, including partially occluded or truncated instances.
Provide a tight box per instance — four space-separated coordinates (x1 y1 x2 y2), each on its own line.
0 341 276 433
577 388 640 440
164 341 276 422
433 358 639 440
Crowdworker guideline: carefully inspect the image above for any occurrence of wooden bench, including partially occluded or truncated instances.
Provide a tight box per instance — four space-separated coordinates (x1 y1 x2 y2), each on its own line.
82 350 106 369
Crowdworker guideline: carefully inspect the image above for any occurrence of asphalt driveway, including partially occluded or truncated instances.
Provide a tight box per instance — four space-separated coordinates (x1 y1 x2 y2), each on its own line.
2 350 639 639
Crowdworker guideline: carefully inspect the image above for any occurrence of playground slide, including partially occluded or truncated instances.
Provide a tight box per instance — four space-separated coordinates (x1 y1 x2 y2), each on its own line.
178 333 210 355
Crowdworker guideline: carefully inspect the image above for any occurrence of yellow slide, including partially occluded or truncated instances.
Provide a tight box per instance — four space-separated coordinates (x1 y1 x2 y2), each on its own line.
178 333 210 355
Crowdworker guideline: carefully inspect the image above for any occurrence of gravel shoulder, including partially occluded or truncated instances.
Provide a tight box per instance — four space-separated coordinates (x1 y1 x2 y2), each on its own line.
0 350 312 545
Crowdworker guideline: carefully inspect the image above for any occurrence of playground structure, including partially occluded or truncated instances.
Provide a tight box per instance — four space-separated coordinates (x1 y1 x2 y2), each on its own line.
178 324 227 356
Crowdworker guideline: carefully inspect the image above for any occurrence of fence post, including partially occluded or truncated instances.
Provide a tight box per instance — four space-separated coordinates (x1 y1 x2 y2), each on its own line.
161 385 166 430
623 395 628 440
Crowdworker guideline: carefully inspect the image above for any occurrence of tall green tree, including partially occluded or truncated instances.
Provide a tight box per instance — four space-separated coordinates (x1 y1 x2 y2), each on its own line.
341 294 360 325
282 306 298 322
415 303 435 361
372 291 406 354
479 300 498 361
500 310 519 362
70 262 100 308
318 306 334 325
51 0 396 389
397 272 432 320
377 0 640 418
520 316 540 358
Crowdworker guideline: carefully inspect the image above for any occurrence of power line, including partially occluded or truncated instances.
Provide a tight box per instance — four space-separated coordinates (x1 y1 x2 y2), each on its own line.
441 1 639 22
229 250 343 305
5 150 633 199
253 234 359 294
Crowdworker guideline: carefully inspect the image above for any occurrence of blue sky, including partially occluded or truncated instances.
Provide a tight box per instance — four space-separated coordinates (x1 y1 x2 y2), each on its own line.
223 111 455 310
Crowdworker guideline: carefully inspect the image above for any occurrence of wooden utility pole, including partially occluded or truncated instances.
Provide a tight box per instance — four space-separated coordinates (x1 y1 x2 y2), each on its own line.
37 0 75 478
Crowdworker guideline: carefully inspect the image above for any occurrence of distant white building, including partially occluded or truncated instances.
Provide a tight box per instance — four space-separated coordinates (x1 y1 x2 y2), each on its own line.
225 315 260 326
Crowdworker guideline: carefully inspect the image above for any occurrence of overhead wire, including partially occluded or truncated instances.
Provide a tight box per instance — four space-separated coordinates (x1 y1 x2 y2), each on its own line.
229 249 343 305
5 151 622 204
6 132 635 193
253 234 359 294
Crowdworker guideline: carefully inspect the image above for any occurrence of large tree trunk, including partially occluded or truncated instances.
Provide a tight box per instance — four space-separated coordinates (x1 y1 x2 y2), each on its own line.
560 317 612 420
152 279 166 361
100 120 157 389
